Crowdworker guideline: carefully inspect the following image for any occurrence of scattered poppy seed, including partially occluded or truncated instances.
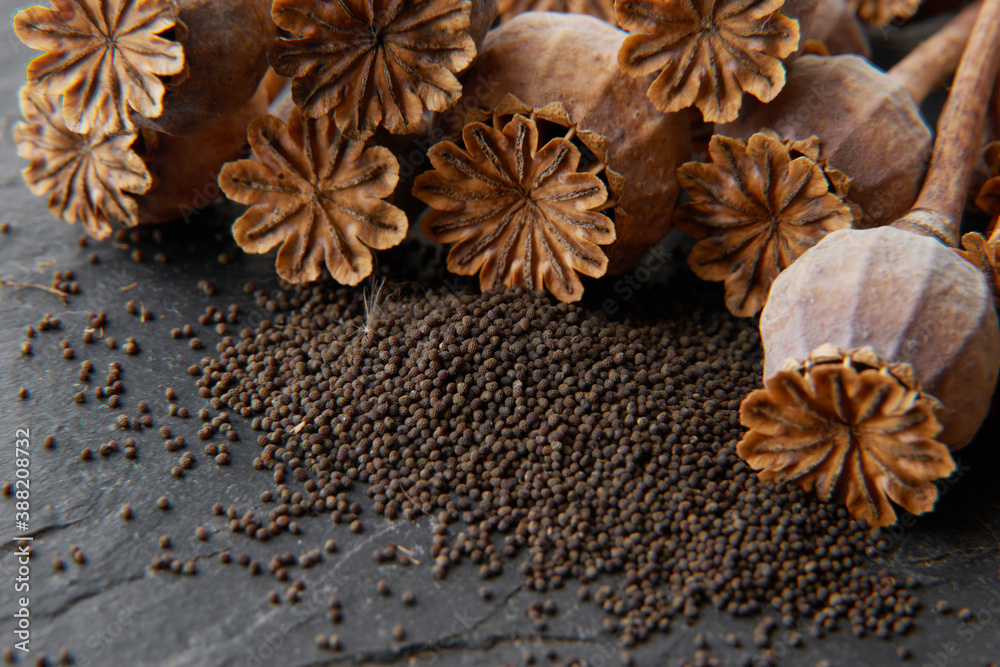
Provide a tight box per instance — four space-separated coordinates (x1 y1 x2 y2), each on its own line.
156 496 171 510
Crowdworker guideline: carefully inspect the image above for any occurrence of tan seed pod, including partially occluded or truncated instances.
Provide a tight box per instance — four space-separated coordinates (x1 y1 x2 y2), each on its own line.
616 0 800 124
14 87 152 240
269 0 498 138
137 82 272 223
14 82 271 237
675 132 854 318
13 0 185 136
13 0 275 138
756 0 1000 451
140 0 277 136
782 0 870 57
414 113 615 303
439 12 690 274
856 0 920 27
739 344 955 528
760 226 999 449
219 100 408 285
718 55 933 228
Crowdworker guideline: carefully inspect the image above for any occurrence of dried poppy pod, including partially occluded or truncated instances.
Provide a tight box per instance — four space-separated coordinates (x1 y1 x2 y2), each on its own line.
754 0 1000 455
615 0 800 124
440 12 690 273
139 0 277 136
269 0 499 138
14 87 151 241
760 226 999 448
675 133 854 318
739 345 955 528
218 98 408 285
137 83 272 223
498 0 616 23
14 82 273 237
719 4 980 227
13 0 275 137
855 0 920 27
414 113 615 303
719 55 932 228
782 0 870 57
958 223 1000 312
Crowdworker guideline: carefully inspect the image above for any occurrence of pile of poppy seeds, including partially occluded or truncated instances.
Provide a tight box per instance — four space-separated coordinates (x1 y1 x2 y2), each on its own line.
187 263 922 650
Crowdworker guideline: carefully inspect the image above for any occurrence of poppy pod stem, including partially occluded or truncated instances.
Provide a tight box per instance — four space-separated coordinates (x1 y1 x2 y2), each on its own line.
895 0 1000 244
887 1 981 105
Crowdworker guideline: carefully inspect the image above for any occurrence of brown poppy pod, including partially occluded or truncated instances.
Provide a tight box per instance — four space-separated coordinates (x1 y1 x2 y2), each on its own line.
138 82 271 223
440 11 691 274
758 0 1000 449
135 0 277 136
718 55 933 228
783 0 870 57
760 226 1000 448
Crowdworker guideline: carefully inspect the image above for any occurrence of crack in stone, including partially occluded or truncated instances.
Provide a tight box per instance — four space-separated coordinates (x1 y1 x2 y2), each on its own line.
0 519 85 555
40 572 148 621
304 631 616 665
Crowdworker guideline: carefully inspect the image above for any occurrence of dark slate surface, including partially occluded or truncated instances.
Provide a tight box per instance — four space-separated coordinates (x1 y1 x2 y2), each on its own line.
1 3 999 666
